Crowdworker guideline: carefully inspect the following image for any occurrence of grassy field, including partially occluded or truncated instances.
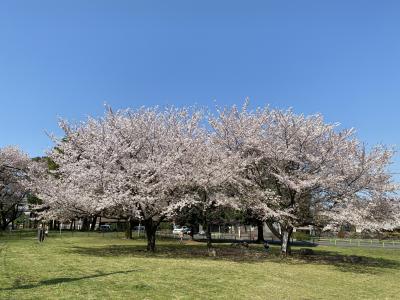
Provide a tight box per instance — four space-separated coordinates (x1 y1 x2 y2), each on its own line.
1 232 399 299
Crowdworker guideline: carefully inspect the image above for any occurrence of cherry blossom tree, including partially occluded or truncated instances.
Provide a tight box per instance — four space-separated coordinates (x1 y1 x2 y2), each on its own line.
210 104 288 243
30 118 121 226
211 103 398 255
103 106 207 251
169 125 240 250
0 146 31 230
323 196 400 233
34 106 205 251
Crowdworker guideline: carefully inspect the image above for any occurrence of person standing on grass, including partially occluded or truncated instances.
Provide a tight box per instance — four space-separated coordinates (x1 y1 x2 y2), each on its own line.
37 224 45 242
179 230 184 244
263 241 270 253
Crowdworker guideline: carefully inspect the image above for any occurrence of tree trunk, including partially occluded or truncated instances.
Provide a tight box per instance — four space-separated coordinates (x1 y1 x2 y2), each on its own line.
256 221 264 243
0 203 4 230
144 219 158 252
125 218 133 239
189 225 194 240
90 216 98 231
266 221 282 240
0 213 8 230
0 211 7 230
205 223 212 249
281 227 293 256
81 217 89 231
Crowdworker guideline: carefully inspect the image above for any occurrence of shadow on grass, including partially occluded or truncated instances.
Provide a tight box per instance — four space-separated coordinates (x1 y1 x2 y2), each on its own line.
0 269 140 291
290 250 400 274
66 242 400 274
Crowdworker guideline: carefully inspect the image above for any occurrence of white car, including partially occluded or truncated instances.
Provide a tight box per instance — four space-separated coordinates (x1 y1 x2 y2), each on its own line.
172 226 191 235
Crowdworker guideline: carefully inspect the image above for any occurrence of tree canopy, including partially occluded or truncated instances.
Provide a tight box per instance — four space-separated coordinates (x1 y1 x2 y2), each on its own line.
29 103 399 254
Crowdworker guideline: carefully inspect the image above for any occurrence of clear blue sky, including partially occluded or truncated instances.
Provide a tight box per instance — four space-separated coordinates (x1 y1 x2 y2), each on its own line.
1 1 400 178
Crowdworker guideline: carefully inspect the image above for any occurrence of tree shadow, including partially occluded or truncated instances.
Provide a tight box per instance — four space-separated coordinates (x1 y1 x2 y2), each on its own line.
289 249 400 274
1 269 140 291
66 243 400 274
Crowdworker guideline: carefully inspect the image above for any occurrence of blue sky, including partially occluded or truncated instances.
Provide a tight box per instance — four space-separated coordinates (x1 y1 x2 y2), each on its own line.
1 0 400 178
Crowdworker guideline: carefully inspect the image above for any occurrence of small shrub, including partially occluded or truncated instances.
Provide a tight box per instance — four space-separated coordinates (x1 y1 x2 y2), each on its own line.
337 231 346 239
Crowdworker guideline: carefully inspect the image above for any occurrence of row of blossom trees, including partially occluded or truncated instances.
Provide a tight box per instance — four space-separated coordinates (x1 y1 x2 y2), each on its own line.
30 103 399 254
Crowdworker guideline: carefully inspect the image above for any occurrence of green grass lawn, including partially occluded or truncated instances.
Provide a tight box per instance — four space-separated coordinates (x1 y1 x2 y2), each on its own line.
1 232 399 299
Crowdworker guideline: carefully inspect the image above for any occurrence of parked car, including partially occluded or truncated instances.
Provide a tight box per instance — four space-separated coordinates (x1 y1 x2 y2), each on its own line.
99 224 112 231
182 227 191 234
134 225 145 231
172 226 191 235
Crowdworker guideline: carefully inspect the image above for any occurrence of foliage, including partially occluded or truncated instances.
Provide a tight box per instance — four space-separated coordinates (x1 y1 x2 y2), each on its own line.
0 146 31 230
